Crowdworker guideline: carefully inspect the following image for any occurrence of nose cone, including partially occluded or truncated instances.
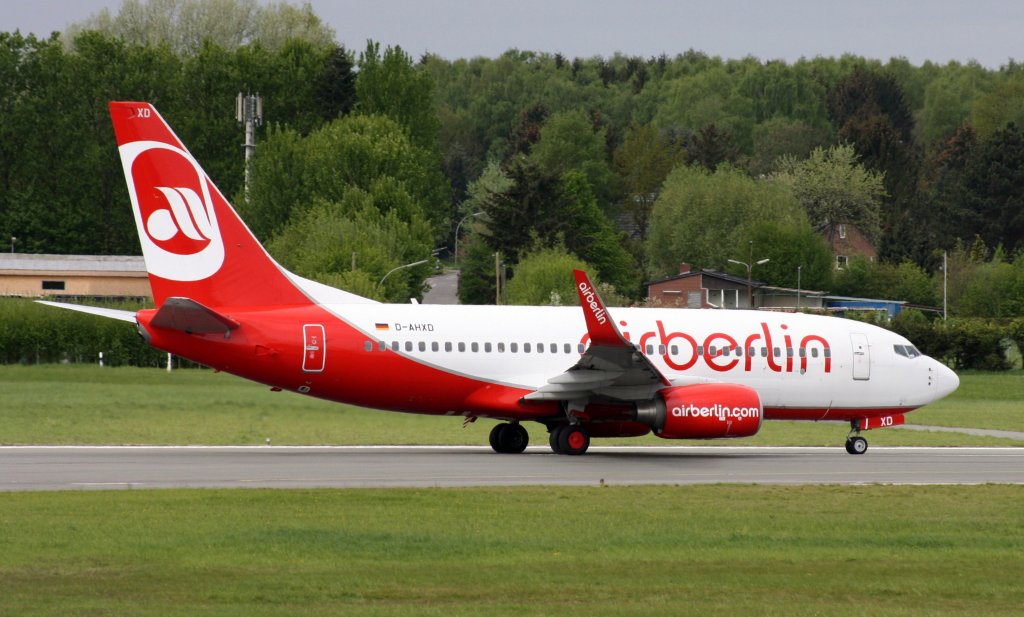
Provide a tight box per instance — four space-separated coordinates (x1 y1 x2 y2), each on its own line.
931 359 960 401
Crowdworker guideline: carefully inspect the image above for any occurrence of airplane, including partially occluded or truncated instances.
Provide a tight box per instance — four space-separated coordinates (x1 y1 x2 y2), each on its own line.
40 101 960 456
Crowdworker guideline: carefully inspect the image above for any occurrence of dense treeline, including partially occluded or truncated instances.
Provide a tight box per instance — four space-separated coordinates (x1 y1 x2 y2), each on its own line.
3 0 1024 315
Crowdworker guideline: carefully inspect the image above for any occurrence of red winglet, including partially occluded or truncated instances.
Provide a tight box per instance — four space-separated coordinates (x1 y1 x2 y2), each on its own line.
573 270 629 347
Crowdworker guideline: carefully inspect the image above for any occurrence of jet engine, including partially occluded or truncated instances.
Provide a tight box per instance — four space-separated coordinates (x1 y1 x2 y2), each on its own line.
635 383 763 439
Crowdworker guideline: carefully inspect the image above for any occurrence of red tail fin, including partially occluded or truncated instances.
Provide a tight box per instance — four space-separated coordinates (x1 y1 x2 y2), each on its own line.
109 101 310 308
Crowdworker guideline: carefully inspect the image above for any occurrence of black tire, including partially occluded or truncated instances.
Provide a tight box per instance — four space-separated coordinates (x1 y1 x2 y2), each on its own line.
557 426 590 456
549 426 565 454
498 423 529 454
847 436 868 455
489 423 507 453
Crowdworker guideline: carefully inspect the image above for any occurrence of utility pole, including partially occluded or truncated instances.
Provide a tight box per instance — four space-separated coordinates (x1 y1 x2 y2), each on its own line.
236 93 263 198
943 250 948 320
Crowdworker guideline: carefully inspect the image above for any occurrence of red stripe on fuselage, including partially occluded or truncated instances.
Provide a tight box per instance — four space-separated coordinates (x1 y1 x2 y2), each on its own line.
138 305 559 420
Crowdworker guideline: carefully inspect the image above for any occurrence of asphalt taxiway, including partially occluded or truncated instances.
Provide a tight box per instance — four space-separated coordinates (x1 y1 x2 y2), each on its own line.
1 445 1021 491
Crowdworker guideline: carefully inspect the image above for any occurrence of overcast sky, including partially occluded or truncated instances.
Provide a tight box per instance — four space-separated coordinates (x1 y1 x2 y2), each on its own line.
2 0 1021 68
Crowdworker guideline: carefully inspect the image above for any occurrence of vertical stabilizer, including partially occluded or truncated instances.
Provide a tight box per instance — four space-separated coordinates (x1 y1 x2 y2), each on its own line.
109 101 310 308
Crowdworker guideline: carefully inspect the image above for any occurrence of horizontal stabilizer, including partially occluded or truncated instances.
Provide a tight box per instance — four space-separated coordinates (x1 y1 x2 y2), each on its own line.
35 301 137 323
150 297 239 335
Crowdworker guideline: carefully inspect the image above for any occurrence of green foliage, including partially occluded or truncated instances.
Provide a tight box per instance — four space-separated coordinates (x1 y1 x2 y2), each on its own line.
266 189 434 302
646 164 805 277
960 123 1024 253
504 243 588 306
528 109 620 210
356 42 440 151
774 143 886 242
738 221 834 291
612 122 685 237
456 232 497 304
0 298 165 366
886 310 1012 371
247 113 449 240
66 0 336 54
833 257 938 305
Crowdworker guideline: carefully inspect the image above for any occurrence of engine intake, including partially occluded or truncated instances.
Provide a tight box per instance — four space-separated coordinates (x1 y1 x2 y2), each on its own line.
635 383 763 439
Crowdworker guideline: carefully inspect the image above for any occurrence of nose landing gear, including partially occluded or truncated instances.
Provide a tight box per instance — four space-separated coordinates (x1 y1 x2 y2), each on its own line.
845 420 868 455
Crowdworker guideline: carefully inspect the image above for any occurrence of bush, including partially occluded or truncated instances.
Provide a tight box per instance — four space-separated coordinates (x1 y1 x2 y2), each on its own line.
0 298 167 367
887 309 1012 370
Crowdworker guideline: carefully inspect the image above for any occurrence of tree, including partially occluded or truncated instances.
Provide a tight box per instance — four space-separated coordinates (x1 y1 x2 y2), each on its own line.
246 113 450 241
732 221 834 291
773 144 886 244
685 123 739 171
832 257 937 306
612 122 685 238
67 0 335 55
505 243 589 306
646 164 806 278
960 123 1024 253
528 109 620 211
266 188 434 302
356 42 440 151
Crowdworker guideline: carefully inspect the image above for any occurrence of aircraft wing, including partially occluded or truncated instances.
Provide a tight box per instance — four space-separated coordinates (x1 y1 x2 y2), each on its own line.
524 271 691 403
36 300 137 323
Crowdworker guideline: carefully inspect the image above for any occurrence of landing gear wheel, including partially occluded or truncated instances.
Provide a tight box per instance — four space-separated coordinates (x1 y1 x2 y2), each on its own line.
556 425 590 456
489 422 528 454
845 436 868 455
549 426 565 454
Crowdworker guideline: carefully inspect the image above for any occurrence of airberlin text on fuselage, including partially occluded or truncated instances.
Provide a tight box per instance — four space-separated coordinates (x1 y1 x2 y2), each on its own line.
580 320 832 374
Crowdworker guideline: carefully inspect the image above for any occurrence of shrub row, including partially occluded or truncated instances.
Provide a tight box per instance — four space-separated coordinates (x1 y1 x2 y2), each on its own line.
885 310 1023 371
0 298 169 367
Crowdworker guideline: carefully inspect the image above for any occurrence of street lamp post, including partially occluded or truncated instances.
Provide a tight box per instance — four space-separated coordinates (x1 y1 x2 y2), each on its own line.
454 211 483 265
727 256 770 309
379 259 429 288
796 265 802 311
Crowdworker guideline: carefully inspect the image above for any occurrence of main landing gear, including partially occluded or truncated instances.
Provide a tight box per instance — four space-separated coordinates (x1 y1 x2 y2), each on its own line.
489 422 529 454
845 420 868 455
549 424 590 456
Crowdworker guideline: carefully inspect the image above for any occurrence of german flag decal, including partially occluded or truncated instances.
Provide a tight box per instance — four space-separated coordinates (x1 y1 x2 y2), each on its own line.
375 323 390 331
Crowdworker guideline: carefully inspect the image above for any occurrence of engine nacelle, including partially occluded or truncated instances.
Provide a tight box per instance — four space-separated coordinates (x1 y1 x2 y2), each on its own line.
635 383 763 439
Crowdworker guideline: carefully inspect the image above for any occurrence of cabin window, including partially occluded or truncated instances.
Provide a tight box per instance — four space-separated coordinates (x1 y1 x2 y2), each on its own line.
524 343 531 353
431 341 439 352
564 343 572 354
458 342 466 352
811 348 819 358
445 342 453 352
391 341 400 352
405 341 413 352
646 345 654 355
773 347 780 357
536 343 544 354
511 343 518 353
497 342 505 352
378 341 387 352
418 342 426 352
578 343 586 353
471 342 479 352
364 341 372 352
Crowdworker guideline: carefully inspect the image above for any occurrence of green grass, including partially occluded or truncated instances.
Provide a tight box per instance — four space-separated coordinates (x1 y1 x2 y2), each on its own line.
0 485 1021 616
1 364 1021 446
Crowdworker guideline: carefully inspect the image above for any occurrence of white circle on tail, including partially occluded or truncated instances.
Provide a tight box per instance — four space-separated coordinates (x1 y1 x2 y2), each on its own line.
118 141 225 282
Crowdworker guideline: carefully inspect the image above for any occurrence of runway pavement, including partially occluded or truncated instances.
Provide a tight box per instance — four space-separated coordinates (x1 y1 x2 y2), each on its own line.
1 445 1022 491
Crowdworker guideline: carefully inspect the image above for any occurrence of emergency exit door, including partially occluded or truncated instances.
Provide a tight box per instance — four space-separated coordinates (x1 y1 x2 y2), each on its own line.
302 324 326 373
850 332 870 380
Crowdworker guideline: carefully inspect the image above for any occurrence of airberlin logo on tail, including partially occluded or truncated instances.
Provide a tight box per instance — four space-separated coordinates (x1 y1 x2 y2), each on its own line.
578 282 608 325
119 140 224 282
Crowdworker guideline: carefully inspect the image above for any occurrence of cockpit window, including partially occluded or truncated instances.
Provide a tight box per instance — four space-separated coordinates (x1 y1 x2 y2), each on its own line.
894 344 922 358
